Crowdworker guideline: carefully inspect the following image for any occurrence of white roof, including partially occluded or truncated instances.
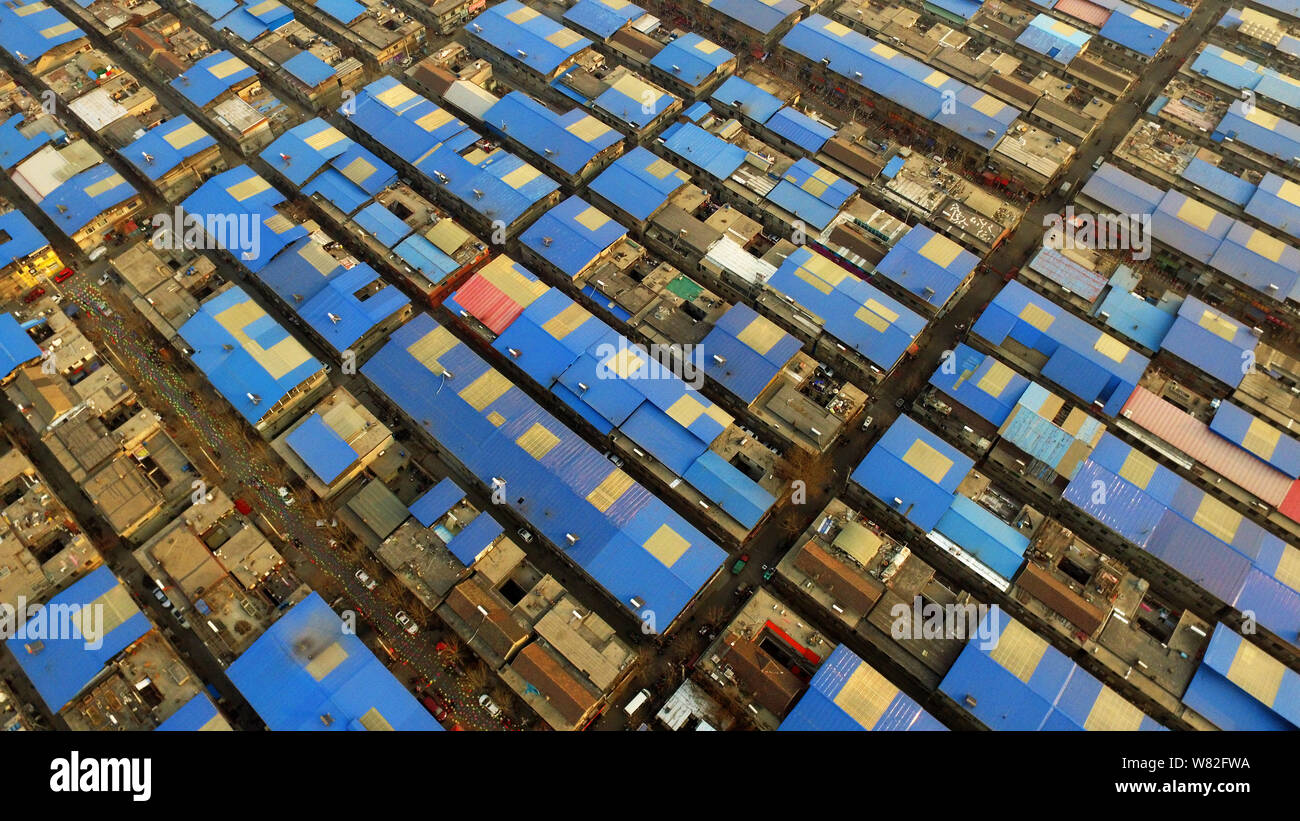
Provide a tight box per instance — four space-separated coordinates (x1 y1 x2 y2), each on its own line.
444 80 499 122
68 88 129 133
704 236 775 285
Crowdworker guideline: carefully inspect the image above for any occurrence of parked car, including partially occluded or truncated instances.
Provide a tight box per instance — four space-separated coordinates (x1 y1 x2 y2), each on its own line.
174 610 191 630
478 693 502 718
762 564 775 581
731 553 749 575
420 695 450 722
860 415 873 431
53 267 75 283
22 286 45 303
605 451 624 468
355 569 377 590
1091 155 1104 171
152 588 173 610
395 610 418 635
515 527 533 544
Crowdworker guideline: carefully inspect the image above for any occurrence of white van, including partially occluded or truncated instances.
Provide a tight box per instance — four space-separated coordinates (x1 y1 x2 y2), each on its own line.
624 688 651 716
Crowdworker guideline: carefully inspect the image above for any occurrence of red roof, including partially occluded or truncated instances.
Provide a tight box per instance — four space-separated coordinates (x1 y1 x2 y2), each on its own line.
1054 0 1111 27
451 272 526 335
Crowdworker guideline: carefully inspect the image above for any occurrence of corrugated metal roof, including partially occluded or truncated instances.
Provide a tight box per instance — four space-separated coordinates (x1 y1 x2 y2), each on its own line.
5 566 151 712
215 8 270 42
781 16 1020 151
1080 162 1162 217
1244 173 1300 244
933 496 1028 580
1097 2 1173 57
779 644 947 731
40 163 138 238
1209 401 1300 478
649 33 733 88
518 195 626 278
492 288 606 385
0 2 85 67
1180 157 1255 207
701 303 800 404
227 592 442 730
660 121 745 181
850 414 971 531
171 51 255 107
182 165 308 270
764 106 836 153
972 280 1147 416
764 157 856 232
1016 14 1091 64
124 117 217 182
1094 285 1177 351
1158 295 1257 388
445 513 505 564
260 119 355 186
1182 624 1299 730
361 314 727 622
1027 246 1108 302
285 413 358 484
768 247 927 371
589 145 689 222
408 476 466 527
697 0 802 34
346 77 470 165
711 75 785 123
1215 98 1300 165
875 223 978 307
283 51 335 87
999 382 1105 479
156 693 225 731
466 0 592 77
483 91 621 177
928 343 1029 426
563 0 645 39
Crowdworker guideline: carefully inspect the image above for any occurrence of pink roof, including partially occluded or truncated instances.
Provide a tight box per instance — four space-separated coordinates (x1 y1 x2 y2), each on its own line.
1054 0 1111 28
1121 387 1293 507
452 273 525 335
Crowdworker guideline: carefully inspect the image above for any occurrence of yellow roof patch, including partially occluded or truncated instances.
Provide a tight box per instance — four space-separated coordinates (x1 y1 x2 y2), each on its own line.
604 346 645 379
1083 686 1147 731
163 121 207 150
83 173 124 198
1198 308 1238 341
375 83 416 109
1218 49 1248 66
304 125 346 151
902 439 953 484
1192 494 1241 544
587 469 634 512
1278 179 1300 207
357 708 394 731
500 164 541 189
644 158 679 179
1241 417 1282 461
415 107 454 132
1244 106 1280 129
574 206 610 232
643 524 689 567
207 56 248 80
1093 332 1129 363
1244 228 1286 262
919 233 963 267
794 265 832 294
1049 20 1079 36
988 618 1046 682
694 39 722 55
1118 449 1157 489
1275 545 1300 592
406 325 458 371
972 94 1006 117
736 315 788 356
823 20 852 37
801 176 829 198
546 29 584 49
506 5 539 23
566 116 610 141
1226 638 1283 708
515 422 561 459
339 156 377 185
923 70 948 88
304 642 347 680
247 0 281 14
41 21 78 39
1128 8 1167 28
13 3 49 18
226 174 270 202
871 42 899 59
833 663 897 730
1018 302 1055 331
541 302 591 339
459 369 512 412
1175 198 1218 231
977 361 1016 396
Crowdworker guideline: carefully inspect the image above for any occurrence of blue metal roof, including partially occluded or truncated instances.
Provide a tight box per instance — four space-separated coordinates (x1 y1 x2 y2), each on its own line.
409 477 466 527
683 450 775 529
297 263 410 354
394 234 462 284
303 170 370 215
1208 219 1300 303
764 157 856 232
1245 173 1300 244
874 224 977 307
345 77 471 165
1094 284 1178 351
1016 14 1091 64
1080 162 1162 216
700 303 800 404
764 106 835 154
768 247 927 371
417 131 560 228
972 280 1147 416
182 166 308 270
999 382 1105 480
563 0 645 39
1182 624 1298 731
0 211 49 268
191 0 237 19
315 0 364 24
256 236 341 303
261 118 355 187
329 142 396 195
445 513 505 565
659 121 746 182
492 289 606 385
711 75 785 124
466 0 592 77
0 2 85 67
361 313 727 623
518 195 626 277
40 163 138 238
1143 0 1190 17
781 16 1019 151
0 314 41 380
156 693 225 731
354 202 413 248
649 33 734 89
940 611 1164 730
227 592 441 730
5 566 152 712
1180 157 1255 207
593 75 678 131
928 343 1029 426
1152 188 1232 265
214 8 269 42
851 415 971 531
178 285 323 425
1214 98 1300 165
482 91 622 177
928 0 984 19
1209 401 1300 478
171 51 256 107
247 0 293 28
779 644 947 731
1158 295 1257 388
1098 2 1173 57
701 0 803 34
283 51 336 87
286 413 358 485
589 145 689 222
123 116 218 182
934 495 1028 580
1249 0 1300 21
0 113 57 170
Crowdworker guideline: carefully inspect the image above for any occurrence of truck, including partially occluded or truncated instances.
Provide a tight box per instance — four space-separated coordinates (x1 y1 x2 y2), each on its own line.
731 553 749 574
624 689 652 717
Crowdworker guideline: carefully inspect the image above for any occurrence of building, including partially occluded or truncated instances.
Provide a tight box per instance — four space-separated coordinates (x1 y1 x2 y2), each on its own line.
779 644 947 730
465 0 594 82
120 116 222 202
270 387 395 498
37 163 143 252
851 414 974 532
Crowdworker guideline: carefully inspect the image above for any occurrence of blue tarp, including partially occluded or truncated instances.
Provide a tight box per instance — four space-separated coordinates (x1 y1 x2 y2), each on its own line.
409 477 466 527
